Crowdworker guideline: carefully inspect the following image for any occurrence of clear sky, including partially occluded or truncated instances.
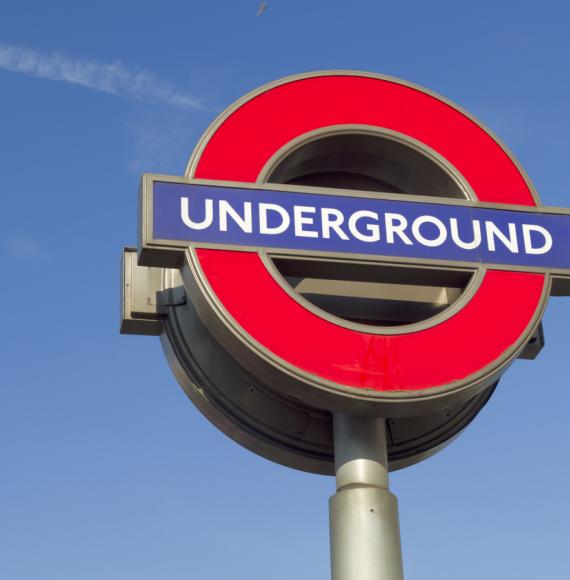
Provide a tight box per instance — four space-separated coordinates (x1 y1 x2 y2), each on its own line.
1 2 570 579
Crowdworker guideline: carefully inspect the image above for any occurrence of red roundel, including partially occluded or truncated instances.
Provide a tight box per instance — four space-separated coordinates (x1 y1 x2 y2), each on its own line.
187 73 547 393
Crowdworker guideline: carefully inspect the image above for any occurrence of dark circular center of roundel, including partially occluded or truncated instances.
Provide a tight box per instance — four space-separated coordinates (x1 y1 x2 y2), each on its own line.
266 132 476 328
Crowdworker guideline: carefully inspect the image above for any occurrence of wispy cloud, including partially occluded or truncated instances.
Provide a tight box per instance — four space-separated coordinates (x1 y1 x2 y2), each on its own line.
125 109 201 174
0 43 204 109
5 236 41 258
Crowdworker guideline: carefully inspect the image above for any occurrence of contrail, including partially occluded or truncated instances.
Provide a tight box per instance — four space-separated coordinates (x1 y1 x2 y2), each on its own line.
0 43 204 109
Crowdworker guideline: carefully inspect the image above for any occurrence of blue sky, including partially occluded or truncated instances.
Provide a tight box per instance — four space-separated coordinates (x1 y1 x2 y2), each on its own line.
1 1 570 579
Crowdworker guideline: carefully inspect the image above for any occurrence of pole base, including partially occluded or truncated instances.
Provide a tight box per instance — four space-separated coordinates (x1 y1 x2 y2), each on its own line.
330 486 404 580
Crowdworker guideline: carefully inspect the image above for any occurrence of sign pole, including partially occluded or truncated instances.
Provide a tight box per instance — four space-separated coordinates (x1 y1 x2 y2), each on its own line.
330 414 404 580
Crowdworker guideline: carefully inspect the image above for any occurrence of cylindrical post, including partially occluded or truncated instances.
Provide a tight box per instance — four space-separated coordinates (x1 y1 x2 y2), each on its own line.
329 414 404 580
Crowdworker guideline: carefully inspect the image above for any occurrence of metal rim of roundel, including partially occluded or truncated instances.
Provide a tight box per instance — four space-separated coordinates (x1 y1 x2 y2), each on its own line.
183 71 549 405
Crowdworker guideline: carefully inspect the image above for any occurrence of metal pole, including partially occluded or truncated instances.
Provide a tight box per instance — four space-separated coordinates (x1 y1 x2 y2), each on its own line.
329 413 404 580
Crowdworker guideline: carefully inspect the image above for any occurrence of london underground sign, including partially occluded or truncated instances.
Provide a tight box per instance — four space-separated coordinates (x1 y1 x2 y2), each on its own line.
122 71 570 580
139 173 567 405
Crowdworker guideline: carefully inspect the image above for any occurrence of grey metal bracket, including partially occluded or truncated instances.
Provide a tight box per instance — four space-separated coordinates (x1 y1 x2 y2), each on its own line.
518 322 545 360
121 247 169 336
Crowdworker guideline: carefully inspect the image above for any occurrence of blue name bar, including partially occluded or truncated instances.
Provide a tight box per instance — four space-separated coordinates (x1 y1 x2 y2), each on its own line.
152 180 570 272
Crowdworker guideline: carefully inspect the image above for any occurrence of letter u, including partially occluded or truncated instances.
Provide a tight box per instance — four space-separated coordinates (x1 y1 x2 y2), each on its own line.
181 197 214 230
